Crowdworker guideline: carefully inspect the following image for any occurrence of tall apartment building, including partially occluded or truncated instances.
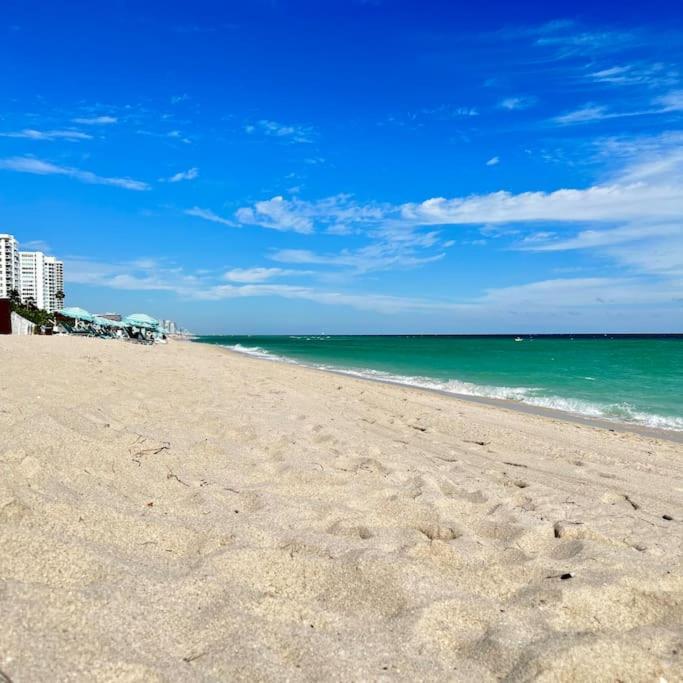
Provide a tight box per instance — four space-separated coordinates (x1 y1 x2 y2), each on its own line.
19 251 65 313
0 233 20 298
45 256 64 313
19 251 44 308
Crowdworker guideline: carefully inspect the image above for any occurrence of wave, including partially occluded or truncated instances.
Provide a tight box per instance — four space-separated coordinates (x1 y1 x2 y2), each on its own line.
222 344 683 432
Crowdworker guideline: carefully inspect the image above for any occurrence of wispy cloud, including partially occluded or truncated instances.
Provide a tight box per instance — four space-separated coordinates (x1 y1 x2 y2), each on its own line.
167 130 192 144
271 244 444 274
184 207 238 227
230 144 683 281
21 239 52 252
498 96 537 110
589 63 679 89
0 156 149 190
480 277 681 308
234 194 388 235
534 28 639 58
166 167 199 182
65 255 682 318
0 128 92 141
65 256 464 314
554 89 683 125
485 156 500 166
72 116 118 125
245 119 315 144
223 267 308 283
518 223 680 252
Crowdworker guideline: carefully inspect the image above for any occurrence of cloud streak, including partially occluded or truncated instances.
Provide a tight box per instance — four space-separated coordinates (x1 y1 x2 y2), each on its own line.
0 129 92 141
0 156 149 190
72 116 118 125
184 207 238 227
166 167 199 182
245 119 315 144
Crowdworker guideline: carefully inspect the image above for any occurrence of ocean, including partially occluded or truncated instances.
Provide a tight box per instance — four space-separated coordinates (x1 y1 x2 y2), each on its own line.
195 335 683 431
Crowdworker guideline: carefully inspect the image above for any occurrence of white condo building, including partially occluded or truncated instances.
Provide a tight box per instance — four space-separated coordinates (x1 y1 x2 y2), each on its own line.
0 234 64 313
0 233 20 299
20 251 46 309
45 256 64 313
19 251 65 313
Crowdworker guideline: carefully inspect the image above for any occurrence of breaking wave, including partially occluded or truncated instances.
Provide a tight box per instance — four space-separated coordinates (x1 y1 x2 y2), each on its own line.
223 344 683 432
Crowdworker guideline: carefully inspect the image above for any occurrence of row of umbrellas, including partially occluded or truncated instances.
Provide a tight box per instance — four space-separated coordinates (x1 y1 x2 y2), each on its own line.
58 307 163 333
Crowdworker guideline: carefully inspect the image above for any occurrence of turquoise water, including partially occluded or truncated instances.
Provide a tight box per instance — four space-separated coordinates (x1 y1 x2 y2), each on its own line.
196 335 683 431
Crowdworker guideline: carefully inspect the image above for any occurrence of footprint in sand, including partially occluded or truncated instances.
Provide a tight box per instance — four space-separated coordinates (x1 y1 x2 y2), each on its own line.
416 522 461 541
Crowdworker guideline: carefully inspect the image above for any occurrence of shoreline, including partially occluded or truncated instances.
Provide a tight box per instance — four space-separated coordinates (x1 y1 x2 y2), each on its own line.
204 341 683 444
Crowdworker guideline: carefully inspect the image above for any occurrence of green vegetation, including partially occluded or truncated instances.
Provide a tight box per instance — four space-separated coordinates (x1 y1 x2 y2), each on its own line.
8 289 54 328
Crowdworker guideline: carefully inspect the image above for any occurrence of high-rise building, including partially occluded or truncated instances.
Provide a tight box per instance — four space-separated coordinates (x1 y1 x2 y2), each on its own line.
19 251 46 309
18 250 65 313
1 233 64 312
161 319 178 334
0 233 20 299
44 256 64 312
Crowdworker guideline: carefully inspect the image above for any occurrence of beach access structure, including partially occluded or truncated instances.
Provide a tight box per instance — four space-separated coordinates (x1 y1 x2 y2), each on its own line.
0 298 11 334
0 298 37 335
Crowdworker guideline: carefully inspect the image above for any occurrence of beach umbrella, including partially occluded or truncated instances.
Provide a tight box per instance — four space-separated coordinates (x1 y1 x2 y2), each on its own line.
124 313 159 329
58 307 95 322
93 315 119 327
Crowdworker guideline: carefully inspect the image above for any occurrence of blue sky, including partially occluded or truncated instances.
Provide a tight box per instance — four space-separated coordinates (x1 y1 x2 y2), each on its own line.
1 0 682 333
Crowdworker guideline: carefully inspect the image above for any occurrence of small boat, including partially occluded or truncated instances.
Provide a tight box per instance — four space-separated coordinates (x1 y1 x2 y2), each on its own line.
514 336 524 342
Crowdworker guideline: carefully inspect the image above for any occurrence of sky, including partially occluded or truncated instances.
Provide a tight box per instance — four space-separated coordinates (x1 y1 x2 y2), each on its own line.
1 0 682 334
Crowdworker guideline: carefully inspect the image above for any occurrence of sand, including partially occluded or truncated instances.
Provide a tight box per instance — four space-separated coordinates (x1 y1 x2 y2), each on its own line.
1 336 681 682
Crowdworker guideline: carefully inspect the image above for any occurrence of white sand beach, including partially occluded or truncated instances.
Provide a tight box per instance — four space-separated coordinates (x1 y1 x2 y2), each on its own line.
1 336 681 681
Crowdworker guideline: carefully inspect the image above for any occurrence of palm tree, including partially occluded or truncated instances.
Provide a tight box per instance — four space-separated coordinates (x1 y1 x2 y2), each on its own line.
55 289 65 309
8 288 20 305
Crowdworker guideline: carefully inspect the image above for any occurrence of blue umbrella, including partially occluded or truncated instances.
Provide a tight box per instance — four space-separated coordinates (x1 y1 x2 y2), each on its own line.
124 313 162 332
58 307 95 323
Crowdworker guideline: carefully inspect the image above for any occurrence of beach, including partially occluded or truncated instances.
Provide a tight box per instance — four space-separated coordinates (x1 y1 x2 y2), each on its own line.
1 335 682 681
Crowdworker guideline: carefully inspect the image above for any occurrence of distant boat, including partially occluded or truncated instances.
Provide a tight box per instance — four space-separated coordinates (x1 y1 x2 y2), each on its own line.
514 336 524 342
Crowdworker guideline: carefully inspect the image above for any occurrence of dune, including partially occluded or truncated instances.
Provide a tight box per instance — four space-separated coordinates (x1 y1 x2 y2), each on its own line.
0 336 681 681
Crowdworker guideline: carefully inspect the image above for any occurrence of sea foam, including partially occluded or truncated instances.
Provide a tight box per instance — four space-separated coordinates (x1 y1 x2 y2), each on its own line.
223 344 683 432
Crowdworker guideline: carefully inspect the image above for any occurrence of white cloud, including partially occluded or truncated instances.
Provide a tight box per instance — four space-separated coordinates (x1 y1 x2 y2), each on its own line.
656 89 683 112
167 130 192 144
72 116 118 125
167 167 199 182
228 145 683 283
245 119 315 144
589 63 679 88
0 129 92 141
534 28 638 58
0 156 149 190
223 267 306 283
65 255 682 321
480 277 682 308
519 224 680 252
554 90 683 125
234 194 389 235
400 182 681 225
271 244 445 273
608 236 683 276
235 196 313 234
64 255 465 314
485 156 500 166
498 96 537 110
184 207 238 227
231 149 683 236
21 239 51 252
554 104 612 124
